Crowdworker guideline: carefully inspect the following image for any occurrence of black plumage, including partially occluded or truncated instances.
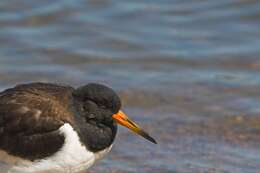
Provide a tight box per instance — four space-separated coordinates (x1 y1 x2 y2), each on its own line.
0 82 120 161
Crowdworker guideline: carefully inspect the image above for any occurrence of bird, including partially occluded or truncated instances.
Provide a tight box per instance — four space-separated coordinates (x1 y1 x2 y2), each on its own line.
0 82 156 173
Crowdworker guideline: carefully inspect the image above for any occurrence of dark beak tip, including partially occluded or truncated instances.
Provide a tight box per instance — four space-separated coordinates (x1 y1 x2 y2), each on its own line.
153 139 158 144
141 132 157 144
149 136 157 144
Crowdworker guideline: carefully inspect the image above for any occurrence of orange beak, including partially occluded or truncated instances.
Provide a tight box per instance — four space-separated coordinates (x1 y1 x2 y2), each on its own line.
112 110 157 144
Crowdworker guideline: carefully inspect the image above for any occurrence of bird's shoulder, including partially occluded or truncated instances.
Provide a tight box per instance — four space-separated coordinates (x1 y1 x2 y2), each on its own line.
0 82 77 160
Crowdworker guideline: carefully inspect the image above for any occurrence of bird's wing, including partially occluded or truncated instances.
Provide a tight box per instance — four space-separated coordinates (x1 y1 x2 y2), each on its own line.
0 84 75 161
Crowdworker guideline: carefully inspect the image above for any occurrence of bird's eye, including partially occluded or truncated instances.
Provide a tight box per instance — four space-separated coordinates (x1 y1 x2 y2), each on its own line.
89 113 95 119
99 105 106 109
84 113 96 123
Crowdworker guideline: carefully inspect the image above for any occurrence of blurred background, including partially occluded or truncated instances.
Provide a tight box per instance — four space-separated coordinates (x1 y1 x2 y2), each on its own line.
0 0 260 172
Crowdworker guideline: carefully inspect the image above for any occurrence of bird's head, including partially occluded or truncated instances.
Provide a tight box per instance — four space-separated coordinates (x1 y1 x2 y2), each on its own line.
73 83 157 144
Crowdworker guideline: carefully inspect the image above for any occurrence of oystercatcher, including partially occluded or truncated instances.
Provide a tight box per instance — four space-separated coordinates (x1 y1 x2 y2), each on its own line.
0 83 156 173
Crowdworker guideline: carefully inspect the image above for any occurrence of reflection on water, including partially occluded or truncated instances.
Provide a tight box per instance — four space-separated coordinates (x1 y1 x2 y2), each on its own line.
0 0 260 172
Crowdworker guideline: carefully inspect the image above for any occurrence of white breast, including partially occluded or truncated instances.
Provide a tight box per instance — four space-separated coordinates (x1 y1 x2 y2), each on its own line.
0 123 113 173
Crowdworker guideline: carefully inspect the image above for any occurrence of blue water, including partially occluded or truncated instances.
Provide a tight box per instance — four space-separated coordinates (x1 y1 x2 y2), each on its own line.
0 0 260 172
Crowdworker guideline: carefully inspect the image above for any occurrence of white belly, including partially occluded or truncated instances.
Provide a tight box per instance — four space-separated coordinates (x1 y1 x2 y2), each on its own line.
0 123 112 173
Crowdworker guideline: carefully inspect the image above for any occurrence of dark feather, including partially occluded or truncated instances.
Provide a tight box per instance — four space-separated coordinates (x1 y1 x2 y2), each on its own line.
0 83 75 160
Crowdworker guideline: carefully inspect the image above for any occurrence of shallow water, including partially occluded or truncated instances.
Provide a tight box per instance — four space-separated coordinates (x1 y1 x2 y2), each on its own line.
0 0 260 172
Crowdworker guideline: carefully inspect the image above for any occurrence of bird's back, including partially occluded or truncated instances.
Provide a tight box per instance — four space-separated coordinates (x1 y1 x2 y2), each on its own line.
0 83 91 173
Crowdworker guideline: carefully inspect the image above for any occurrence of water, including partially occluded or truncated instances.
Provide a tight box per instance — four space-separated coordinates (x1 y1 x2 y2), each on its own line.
0 0 260 172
